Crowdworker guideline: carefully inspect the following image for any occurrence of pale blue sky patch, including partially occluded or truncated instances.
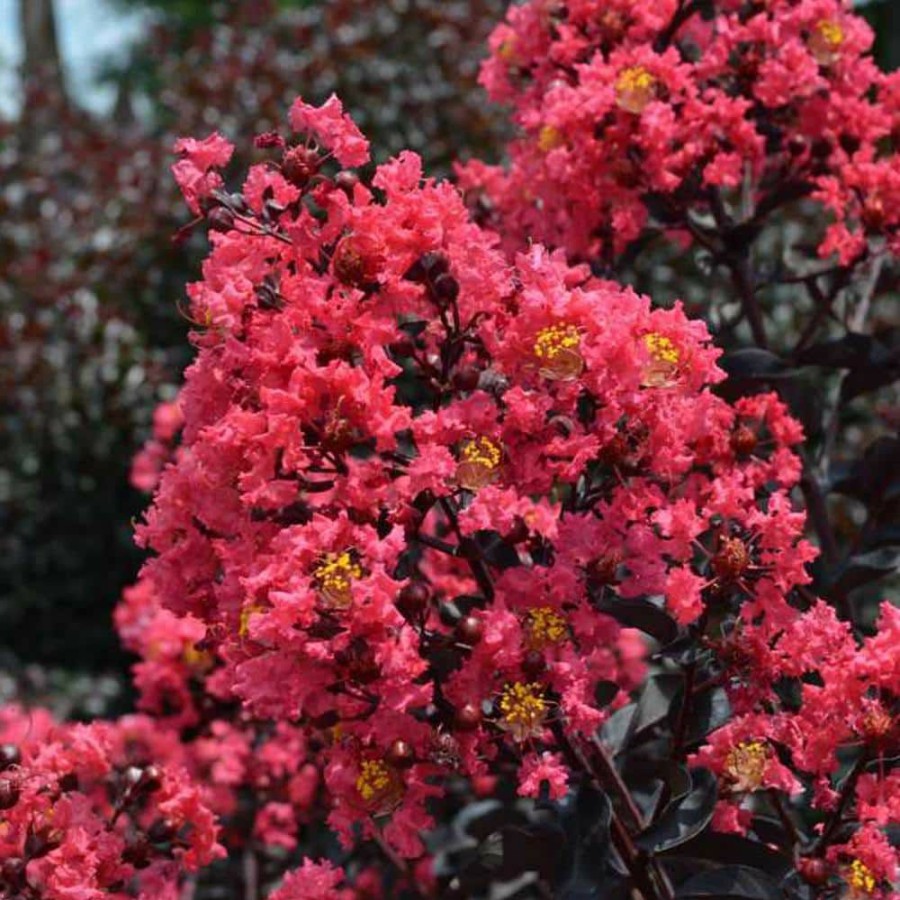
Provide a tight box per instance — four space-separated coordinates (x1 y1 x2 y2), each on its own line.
0 0 149 117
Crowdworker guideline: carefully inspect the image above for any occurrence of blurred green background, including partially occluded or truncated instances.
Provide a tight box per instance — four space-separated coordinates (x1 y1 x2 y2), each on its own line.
0 0 897 712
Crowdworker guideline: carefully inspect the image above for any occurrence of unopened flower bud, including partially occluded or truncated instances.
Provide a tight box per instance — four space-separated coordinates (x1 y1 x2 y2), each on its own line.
456 615 484 646
397 582 430 620
454 703 483 732
0 744 21 771
385 739 415 770
207 206 234 233
0 777 19 810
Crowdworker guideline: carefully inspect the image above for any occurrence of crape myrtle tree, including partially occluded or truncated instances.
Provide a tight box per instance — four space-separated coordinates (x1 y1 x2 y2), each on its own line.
117 84 900 900
5 2 900 900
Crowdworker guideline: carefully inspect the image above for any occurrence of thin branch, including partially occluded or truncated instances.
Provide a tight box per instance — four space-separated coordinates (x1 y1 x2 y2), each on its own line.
799 473 840 567
242 847 258 900
439 497 495 601
768 789 803 853
814 754 867 855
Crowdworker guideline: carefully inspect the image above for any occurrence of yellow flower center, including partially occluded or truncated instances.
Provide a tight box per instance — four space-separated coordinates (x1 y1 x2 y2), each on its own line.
724 740 769 793
616 65 657 114
645 332 679 365
846 859 877 896
314 551 363 609
498 38 520 65
859 703 894 741
239 604 265 639
810 20 845 65
537 125 564 153
533 324 584 381
524 607 568 649
498 682 549 741
711 536 751 582
641 332 681 386
355 758 402 812
457 436 503 491
182 643 214 672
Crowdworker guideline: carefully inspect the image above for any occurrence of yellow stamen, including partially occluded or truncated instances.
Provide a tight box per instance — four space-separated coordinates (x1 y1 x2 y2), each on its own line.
355 758 402 813
533 323 584 381
711 536 751 582
859 703 894 741
846 859 877 896
457 436 503 491
537 125 564 153
239 604 265 639
809 20 845 65
724 740 769 793
314 551 362 609
641 332 681 386
498 682 548 741
616 65 657 114
524 607 568 650
182 643 214 672
498 38 520 65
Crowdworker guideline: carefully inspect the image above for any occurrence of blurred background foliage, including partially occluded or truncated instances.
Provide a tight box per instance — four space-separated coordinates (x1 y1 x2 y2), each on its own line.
0 0 897 700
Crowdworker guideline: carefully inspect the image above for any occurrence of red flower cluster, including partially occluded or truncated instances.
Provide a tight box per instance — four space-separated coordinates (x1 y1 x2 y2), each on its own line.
0 705 221 899
133 95 815 866
460 0 900 267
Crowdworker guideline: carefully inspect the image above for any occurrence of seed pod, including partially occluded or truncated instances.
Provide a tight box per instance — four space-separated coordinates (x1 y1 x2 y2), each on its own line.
385 739 415 770
282 145 320 186
456 615 484 646
522 650 547 678
454 703 483 732
207 206 234 233
452 366 481 392
0 744 21 771
335 171 359 195
433 273 460 304
0 777 19 810
396 582 430 620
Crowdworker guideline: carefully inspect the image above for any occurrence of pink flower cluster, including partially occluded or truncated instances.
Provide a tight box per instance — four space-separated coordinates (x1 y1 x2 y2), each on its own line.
115 575 322 855
0 705 221 899
692 598 900 896
460 0 900 267
133 95 816 867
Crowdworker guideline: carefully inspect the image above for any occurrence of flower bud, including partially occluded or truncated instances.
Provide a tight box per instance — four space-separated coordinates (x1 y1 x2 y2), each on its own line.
397 582 430 620
505 517 530 545
141 765 163 793
452 366 481 392
0 744 21 771
282 145 320 187
433 273 460 304
0 777 19 810
207 206 234 233
456 615 484 646
454 703 483 732
522 649 547 678
730 424 757 457
123 766 145 789
798 857 829 887
385 739 415 770
335 171 359 194
0 857 25 886
147 819 177 844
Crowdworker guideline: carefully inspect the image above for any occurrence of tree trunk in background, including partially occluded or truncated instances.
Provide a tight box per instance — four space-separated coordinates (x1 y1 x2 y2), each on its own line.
18 0 67 127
